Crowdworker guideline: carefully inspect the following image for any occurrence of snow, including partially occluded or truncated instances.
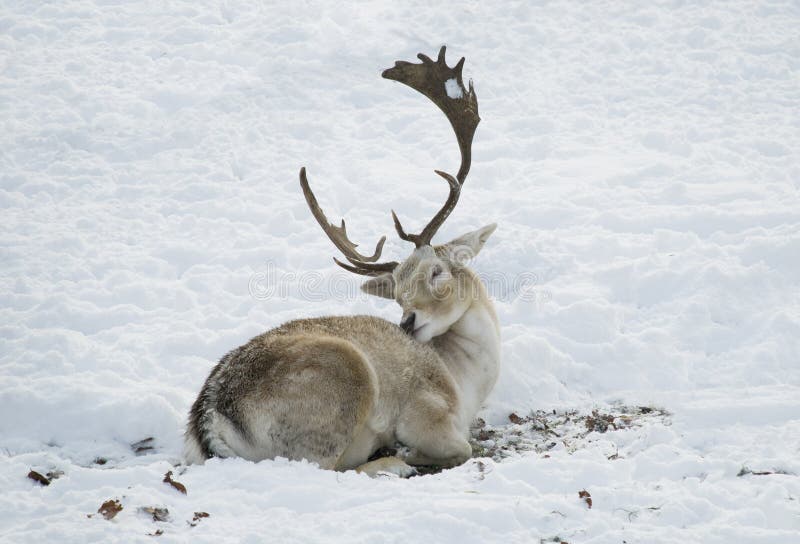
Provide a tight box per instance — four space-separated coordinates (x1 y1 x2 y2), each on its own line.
1 0 799 542
445 78 463 99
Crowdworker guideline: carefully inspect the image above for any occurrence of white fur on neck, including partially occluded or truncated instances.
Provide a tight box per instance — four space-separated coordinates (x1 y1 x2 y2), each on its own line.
432 285 500 430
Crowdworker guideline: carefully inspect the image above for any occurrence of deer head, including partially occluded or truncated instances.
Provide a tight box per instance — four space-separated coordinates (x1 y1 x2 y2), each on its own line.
299 46 496 342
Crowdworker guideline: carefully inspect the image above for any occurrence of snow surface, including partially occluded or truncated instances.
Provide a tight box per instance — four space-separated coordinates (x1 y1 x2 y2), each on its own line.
2 0 799 542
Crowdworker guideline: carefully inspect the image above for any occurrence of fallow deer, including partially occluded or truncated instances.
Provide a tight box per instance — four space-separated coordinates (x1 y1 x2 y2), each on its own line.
184 47 500 476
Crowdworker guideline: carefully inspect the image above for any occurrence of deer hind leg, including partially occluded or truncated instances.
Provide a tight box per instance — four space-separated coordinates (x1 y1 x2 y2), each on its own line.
243 336 378 469
396 391 472 469
355 456 418 478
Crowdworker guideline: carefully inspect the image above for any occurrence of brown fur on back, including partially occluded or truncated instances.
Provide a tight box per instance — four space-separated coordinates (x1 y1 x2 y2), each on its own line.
186 315 443 465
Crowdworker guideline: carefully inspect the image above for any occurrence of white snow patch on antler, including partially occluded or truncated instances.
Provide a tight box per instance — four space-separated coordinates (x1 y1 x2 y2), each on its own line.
444 78 463 99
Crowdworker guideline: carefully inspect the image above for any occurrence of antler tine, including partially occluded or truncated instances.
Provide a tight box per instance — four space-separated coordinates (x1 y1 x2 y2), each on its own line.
299 168 398 276
332 257 396 277
391 170 460 247
382 45 480 246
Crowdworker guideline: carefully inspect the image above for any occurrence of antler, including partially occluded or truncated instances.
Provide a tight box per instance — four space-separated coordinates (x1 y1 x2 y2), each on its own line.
299 46 479 275
383 45 480 247
299 167 398 276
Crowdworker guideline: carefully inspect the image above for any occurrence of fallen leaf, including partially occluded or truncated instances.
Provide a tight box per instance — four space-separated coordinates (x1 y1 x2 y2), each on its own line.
509 413 524 424
578 489 592 509
139 506 170 522
585 411 613 433
737 466 792 477
132 437 155 455
27 470 50 486
163 471 187 494
189 511 210 527
98 499 123 520
148 529 164 537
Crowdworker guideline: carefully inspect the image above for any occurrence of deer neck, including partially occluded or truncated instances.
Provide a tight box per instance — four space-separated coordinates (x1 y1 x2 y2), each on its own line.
431 271 501 426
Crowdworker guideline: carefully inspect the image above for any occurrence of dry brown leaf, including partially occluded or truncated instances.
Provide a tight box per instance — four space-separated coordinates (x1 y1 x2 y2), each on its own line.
508 413 524 424
189 511 210 527
163 471 187 494
578 489 592 509
98 499 123 520
27 470 50 486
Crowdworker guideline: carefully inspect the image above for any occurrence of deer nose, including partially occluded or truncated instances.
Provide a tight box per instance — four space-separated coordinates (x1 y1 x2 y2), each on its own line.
400 312 416 335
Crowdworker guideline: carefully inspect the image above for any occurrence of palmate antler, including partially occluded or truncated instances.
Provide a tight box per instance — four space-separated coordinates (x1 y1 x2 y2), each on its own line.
383 45 480 247
300 46 479 275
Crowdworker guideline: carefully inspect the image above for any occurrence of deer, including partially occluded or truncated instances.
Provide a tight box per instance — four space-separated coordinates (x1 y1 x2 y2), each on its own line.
183 47 500 477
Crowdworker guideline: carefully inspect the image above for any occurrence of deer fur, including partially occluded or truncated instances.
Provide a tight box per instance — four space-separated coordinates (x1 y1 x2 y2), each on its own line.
184 225 499 475
184 46 497 476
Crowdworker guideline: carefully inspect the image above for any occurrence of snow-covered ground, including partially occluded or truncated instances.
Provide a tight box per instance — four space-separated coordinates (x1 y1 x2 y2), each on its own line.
2 1 799 542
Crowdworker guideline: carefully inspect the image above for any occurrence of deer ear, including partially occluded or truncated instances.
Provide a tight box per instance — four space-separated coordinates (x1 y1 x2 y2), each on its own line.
441 223 497 262
361 273 395 299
